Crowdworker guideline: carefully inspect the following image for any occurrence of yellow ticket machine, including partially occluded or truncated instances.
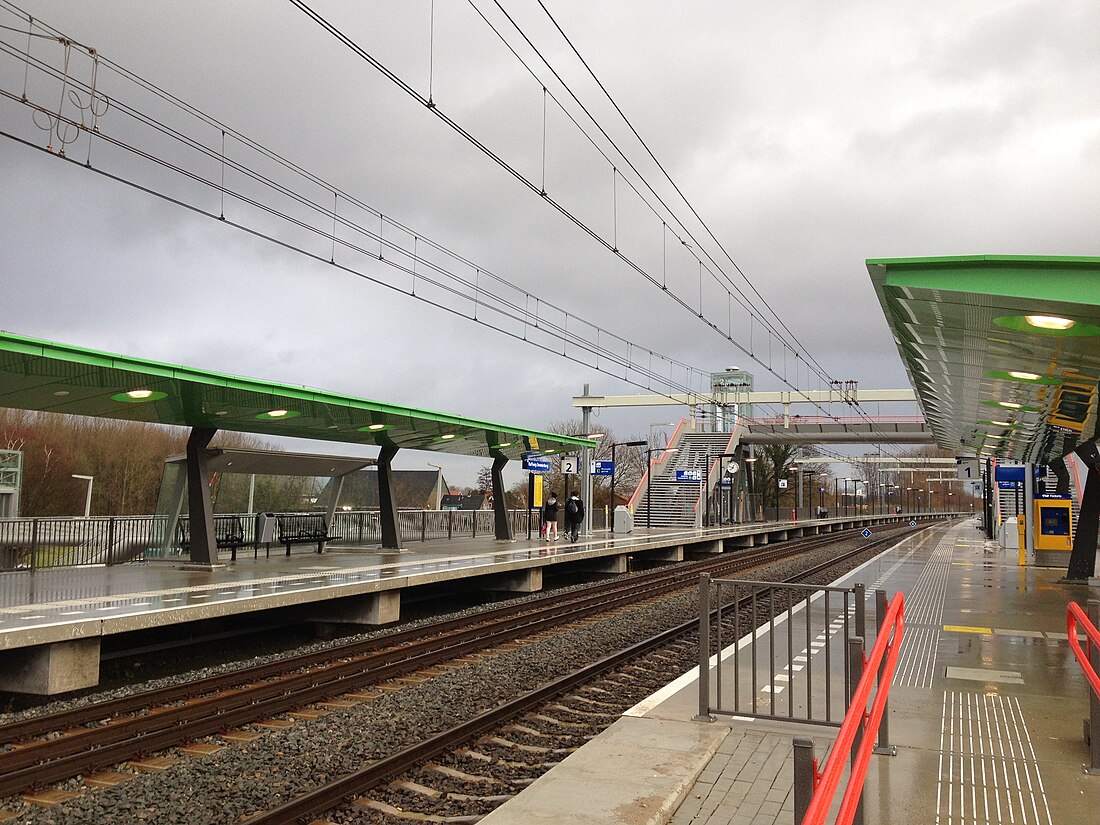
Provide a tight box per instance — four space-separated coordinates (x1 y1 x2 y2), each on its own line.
1032 498 1073 567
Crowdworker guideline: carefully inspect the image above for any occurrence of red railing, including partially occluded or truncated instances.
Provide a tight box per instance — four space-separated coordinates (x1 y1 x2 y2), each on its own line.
1067 601 1100 698
801 593 905 825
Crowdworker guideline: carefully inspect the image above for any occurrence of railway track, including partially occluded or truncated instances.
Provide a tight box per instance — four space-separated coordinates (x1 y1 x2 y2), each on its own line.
243 533 906 823
0 525 921 811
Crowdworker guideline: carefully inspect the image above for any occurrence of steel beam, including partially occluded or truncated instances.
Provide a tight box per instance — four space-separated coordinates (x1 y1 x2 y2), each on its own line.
572 389 916 408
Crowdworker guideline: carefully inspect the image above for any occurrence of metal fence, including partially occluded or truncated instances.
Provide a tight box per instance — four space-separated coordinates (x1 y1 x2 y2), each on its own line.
0 508 546 571
696 575 867 726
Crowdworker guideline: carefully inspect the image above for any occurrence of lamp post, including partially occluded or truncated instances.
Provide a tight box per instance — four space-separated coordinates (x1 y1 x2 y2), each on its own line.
646 446 678 531
609 440 646 525
804 470 817 518
72 474 93 518
648 422 676 450
819 478 826 517
427 463 443 509
834 477 840 517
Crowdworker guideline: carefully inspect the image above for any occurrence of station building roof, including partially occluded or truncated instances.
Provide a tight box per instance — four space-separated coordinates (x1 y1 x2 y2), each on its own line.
868 255 1100 464
0 331 594 461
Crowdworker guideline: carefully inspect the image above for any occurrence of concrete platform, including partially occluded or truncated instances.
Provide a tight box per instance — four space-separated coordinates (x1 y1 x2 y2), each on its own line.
0 514 928 693
482 519 1100 824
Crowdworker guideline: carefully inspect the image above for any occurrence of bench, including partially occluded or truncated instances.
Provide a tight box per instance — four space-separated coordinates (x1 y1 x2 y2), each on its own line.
177 515 251 560
275 513 336 556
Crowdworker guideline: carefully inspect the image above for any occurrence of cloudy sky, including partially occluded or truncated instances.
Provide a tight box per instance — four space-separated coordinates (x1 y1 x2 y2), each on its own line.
1 0 1098 488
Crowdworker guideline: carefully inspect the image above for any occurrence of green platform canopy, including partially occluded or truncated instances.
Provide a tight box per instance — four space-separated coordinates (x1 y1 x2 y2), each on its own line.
0 331 595 459
868 255 1100 464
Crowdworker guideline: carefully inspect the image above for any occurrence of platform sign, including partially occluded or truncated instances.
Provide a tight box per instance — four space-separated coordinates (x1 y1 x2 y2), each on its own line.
676 469 703 483
719 478 733 487
592 460 614 476
957 458 979 481
861 528 872 538
997 481 1021 490
909 520 917 527
995 464 1049 482
778 479 788 489
560 456 578 475
523 455 551 473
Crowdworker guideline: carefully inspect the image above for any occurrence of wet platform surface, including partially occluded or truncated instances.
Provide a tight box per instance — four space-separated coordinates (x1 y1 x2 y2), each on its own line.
0 524 721 649
481 519 1100 824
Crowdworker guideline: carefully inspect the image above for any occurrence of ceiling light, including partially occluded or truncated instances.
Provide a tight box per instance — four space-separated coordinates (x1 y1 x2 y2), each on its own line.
368 423 386 430
214 410 229 416
1008 371 1040 381
1025 315 1075 330
111 389 168 403
53 390 70 397
492 442 513 449
440 433 455 440
998 401 1022 409
989 420 1014 427
267 409 288 418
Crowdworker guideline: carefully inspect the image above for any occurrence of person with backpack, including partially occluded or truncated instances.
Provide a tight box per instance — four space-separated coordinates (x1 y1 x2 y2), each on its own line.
542 492 560 541
565 490 585 542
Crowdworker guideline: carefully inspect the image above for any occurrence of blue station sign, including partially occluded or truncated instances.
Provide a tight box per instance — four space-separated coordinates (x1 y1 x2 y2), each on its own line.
676 469 703 483
592 461 614 476
522 455 551 473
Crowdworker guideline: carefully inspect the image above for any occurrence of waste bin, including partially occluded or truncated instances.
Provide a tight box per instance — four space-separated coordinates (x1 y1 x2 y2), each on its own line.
255 512 277 545
613 505 634 534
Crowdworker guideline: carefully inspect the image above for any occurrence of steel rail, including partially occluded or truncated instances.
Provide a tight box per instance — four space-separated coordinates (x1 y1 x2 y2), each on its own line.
0 528 860 745
243 537 904 824
0 526 914 797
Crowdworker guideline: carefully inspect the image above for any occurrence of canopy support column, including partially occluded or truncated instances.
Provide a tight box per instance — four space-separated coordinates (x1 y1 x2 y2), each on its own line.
1068 444 1100 581
185 427 218 566
491 455 512 541
377 446 402 550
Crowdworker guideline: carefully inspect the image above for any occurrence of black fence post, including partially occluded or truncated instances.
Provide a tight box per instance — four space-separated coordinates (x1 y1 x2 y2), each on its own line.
874 589 897 755
1088 600 1100 774
848 636 865 825
695 573 713 721
793 736 816 824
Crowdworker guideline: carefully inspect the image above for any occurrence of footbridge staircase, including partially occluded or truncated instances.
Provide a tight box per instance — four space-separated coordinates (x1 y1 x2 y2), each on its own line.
630 424 740 528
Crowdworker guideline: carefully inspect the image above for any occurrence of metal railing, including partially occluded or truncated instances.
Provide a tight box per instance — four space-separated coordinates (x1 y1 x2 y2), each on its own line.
696 577 867 726
1068 599 1100 774
794 592 904 825
1 509 545 571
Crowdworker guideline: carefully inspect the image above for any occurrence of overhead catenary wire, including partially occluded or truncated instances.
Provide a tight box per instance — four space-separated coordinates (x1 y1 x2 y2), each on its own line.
286 0 909 456
0 2 906 457
0 4 711 401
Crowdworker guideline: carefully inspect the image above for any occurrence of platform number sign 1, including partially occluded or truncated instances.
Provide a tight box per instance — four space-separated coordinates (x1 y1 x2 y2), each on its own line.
861 528 872 539
561 455 578 475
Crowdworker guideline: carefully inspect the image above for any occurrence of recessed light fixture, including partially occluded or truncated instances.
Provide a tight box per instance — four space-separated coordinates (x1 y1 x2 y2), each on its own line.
998 401 1022 409
53 390 70 397
440 433 456 440
368 423 386 430
492 442 513 449
111 389 168 403
1025 315 1075 330
255 408 301 421
989 420 1014 427
1008 371 1040 381
214 410 229 416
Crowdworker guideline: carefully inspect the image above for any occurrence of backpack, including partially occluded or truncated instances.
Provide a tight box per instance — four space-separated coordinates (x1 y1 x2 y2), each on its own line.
566 499 579 518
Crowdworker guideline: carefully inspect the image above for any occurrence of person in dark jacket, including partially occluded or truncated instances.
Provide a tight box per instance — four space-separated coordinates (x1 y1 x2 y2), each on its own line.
564 491 585 542
542 493 560 541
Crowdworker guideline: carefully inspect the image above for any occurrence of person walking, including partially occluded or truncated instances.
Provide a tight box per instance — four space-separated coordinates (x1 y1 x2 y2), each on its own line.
542 492 560 541
565 490 585 542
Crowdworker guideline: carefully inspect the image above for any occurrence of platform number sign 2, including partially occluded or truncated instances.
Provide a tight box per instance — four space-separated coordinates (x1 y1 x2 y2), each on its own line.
560 456 578 475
